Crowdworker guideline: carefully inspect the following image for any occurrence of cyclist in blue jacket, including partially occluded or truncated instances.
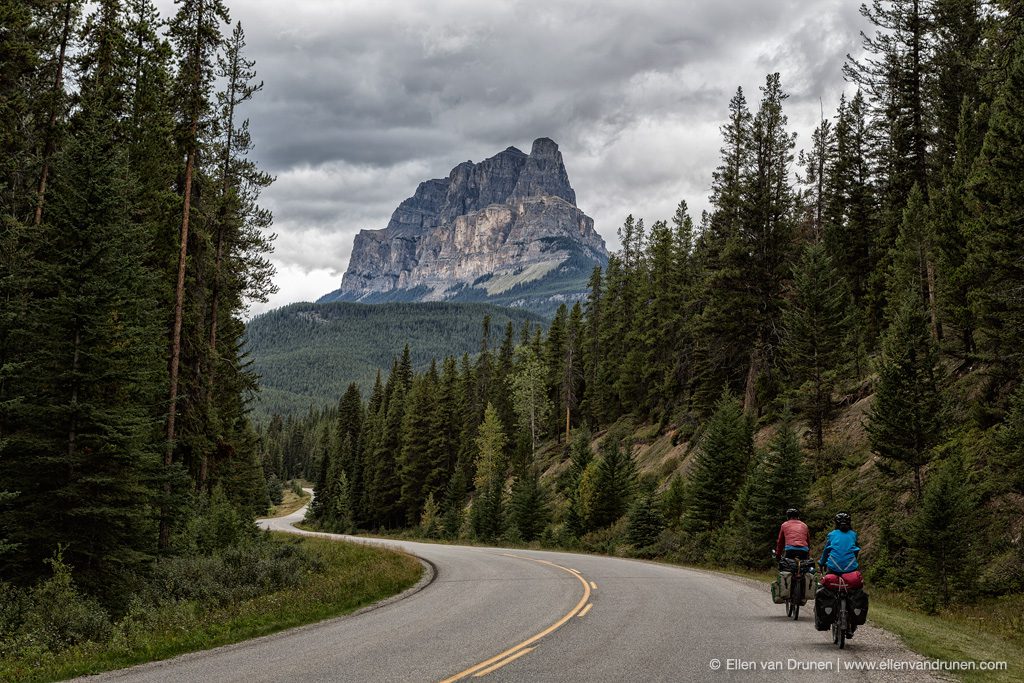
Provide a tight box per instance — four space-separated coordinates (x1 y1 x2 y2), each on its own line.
819 512 860 573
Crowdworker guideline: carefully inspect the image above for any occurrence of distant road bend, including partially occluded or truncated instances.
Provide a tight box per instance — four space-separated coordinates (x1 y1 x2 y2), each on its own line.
87 499 940 682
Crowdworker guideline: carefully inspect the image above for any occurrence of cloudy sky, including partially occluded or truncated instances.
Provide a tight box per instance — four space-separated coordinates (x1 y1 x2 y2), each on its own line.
162 0 869 314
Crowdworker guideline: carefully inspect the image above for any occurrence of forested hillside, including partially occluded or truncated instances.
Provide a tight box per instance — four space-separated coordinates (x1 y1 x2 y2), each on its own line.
272 0 1024 611
0 0 317 668
245 302 544 417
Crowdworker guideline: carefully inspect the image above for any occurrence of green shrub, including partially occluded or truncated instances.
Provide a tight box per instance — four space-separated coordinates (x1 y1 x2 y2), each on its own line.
150 540 313 607
13 551 112 654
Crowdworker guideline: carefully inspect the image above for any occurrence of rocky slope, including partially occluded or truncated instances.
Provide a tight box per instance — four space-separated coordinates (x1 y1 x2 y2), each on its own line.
319 138 607 315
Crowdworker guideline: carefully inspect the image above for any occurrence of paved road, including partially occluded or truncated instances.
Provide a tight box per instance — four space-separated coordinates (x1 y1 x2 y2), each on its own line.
85 500 940 682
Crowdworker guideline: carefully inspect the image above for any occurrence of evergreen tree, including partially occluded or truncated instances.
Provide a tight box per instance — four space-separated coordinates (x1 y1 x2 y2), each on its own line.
30 0 83 227
337 383 363 510
400 369 437 524
824 91 878 319
783 242 852 451
427 357 462 505
684 391 752 533
565 428 594 537
889 184 939 339
740 73 797 414
508 468 550 542
561 303 584 442
368 375 405 528
909 454 976 607
659 474 687 529
995 381 1024 494
933 99 986 357
693 88 757 411
587 432 637 529
580 266 604 425
545 304 567 439
627 494 665 550
845 0 937 333
797 116 835 241
867 296 945 499
1 1 163 593
744 418 809 549
162 0 230 548
965 37 1024 382
324 468 354 534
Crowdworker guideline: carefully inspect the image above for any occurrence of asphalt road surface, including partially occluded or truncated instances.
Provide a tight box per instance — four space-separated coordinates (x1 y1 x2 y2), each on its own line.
84 499 941 682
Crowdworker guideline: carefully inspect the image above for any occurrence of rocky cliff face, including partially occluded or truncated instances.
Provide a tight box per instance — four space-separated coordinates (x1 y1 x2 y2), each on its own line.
321 138 607 314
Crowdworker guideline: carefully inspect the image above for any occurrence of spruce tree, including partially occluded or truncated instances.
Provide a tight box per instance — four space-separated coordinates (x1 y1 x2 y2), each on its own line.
545 304 567 439
659 474 687 529
400 370 437 524
845 0 937 333
684 391 752 533
587 432 637 529
427 357 461 504
909 454 976 607
996 381 1024 494
565 428 594 537
933 100 985 357
627 494 665 550
966 37 1024 381
744 418 809 549
337 383 363 512
867 296 945 500
824 91 878 318
740 73 797 414
508 468 550 542
783 242 852 451
693 88 757 411
889 184 939 339
561 303 584 442
419 491 440 538
2 0 163 593
581 266 604 425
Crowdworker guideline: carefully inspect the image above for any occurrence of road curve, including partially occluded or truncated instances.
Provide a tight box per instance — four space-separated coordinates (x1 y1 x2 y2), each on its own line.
83 500 939 682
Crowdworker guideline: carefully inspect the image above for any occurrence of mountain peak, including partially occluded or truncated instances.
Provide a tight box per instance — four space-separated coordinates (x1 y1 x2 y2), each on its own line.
511 137 575 206
322 138 606 313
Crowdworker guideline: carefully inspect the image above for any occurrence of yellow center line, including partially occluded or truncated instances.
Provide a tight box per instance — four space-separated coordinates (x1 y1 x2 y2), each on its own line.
577 603 593 618
439 554 591 682
472 647 535 677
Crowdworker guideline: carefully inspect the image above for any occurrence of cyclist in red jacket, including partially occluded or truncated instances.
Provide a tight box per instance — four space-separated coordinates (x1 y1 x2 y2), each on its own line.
776 508 811 560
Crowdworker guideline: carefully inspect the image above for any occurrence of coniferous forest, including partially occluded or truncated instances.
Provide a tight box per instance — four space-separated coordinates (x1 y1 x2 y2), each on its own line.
0 0 339 669
275 0 1024 611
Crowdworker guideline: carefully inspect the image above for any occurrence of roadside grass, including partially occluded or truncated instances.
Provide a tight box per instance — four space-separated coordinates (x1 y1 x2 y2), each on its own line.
268 487 311 518
0 534 421 683
868 591 1024 683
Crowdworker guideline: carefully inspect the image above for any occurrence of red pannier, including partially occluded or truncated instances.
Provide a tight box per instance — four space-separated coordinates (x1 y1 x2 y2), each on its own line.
821 571 864 590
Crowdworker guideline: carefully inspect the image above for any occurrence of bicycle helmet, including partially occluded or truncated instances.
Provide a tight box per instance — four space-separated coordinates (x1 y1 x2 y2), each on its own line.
834 512 852 530
786 508 800 519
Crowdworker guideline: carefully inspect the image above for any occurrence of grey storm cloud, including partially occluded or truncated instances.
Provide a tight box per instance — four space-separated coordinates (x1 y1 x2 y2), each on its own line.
160 0 869 313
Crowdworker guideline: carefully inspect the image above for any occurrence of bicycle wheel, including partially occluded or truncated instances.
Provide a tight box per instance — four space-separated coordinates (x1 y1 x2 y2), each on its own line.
838 599 847 649
791 579 802 620
786 599 793 617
